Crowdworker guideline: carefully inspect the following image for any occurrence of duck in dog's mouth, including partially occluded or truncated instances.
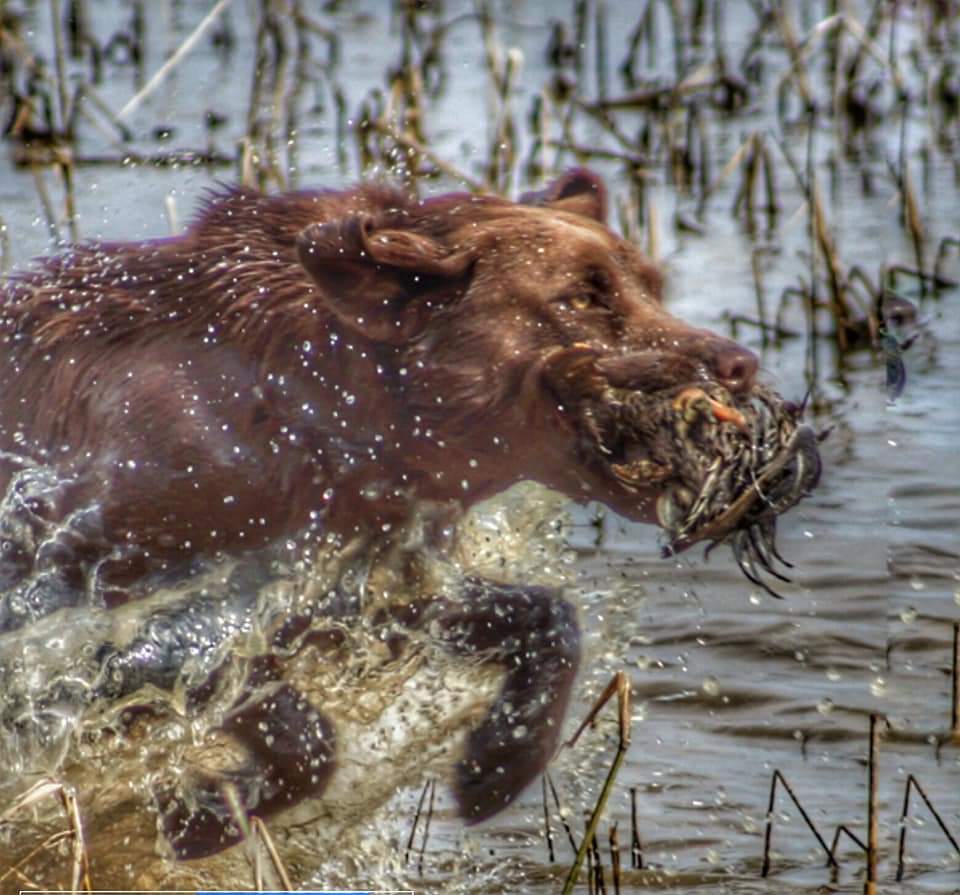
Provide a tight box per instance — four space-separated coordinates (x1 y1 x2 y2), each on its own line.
551 353 823 595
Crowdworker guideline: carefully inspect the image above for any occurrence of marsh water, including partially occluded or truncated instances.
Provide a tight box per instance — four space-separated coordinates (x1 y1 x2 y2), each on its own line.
0 1 958 892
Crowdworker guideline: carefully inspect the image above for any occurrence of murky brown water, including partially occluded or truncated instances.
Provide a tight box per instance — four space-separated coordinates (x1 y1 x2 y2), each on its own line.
1 1 958 892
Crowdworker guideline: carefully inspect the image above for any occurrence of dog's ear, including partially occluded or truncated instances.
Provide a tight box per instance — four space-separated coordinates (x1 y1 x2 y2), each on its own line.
519 168 608 223
297 214 475 344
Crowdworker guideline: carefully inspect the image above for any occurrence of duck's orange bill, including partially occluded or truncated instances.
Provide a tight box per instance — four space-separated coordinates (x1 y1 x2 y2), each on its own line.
673 387 749 431
708 399 748 430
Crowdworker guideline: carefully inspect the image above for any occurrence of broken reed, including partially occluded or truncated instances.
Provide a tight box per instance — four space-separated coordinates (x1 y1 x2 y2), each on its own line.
403 777 437 876
0 777 92 892
760 715 879 883
561 672 632 895
224 785 296 890
251 817 294 890
866 713 880 893
763 703 960 885
608 823 621 895
896 775 960 881
541 776 641 891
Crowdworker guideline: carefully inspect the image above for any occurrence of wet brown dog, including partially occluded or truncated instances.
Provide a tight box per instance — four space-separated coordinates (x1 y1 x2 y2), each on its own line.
0 170 816 859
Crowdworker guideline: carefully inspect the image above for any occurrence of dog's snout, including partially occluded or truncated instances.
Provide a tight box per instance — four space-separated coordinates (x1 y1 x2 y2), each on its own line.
711 340 759 392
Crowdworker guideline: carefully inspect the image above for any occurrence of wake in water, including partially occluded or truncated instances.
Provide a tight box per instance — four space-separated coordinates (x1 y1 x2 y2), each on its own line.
0 477 574 888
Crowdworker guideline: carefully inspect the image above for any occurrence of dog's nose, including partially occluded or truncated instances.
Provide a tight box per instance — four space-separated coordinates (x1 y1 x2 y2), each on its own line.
708 339 759 392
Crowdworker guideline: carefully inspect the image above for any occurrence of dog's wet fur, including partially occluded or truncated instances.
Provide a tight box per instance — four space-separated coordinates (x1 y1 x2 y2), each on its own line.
0 170 816 858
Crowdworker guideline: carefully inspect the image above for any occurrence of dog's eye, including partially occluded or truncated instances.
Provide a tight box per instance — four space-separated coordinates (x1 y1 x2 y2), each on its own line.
569 294 594 311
